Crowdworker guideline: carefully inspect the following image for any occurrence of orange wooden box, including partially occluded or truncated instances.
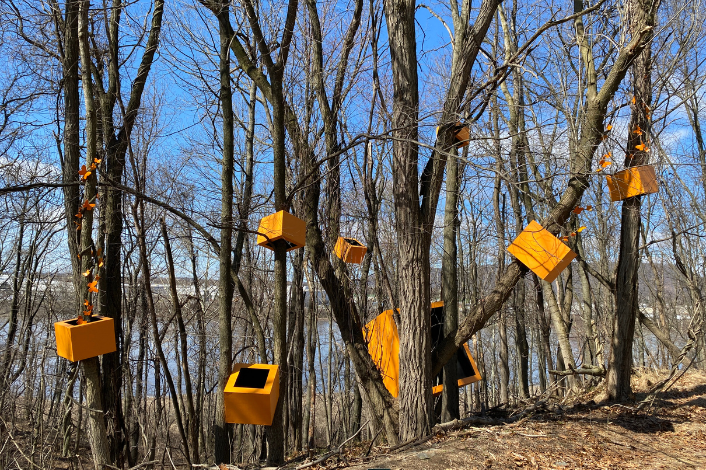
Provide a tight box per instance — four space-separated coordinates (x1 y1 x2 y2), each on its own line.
606 165 658 201
334 236 368 264
256 210 306 252
363 309 400 397
507 220 576 283
54 315 116 362
364 302 482 399
436 122 470 148
432 343 483 396
430 301 482 396
224 363 280 425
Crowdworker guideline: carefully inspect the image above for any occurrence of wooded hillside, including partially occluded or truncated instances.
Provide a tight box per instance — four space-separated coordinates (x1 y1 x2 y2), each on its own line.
0 0 704 468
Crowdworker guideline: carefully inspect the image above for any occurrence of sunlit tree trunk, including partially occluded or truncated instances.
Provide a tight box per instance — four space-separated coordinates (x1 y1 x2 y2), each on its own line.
606 0 656 401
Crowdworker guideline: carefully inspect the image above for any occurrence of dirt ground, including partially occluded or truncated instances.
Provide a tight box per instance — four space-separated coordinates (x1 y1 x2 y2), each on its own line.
314 370 706 470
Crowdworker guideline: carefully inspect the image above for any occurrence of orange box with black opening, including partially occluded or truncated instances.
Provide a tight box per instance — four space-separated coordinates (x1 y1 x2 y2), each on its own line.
363 302 482 398
335 236 368 264
430 301 482 396
54 315 116 362
436 122 470 148
507 220 576 283
606 165 658 201
257 210 306 252
432 344 482 396
224 363 280 425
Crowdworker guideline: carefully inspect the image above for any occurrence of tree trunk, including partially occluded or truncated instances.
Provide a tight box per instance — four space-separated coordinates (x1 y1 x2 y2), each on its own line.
161 218 198 462
384 0 433 440
606 0 654 401
441 150 460 421
499 309 510 404
60 0 82 295
288 248 305 450
214 3 235 462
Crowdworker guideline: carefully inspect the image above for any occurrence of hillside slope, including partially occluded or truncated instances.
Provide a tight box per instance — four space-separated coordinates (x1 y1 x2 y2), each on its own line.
326 371 706 470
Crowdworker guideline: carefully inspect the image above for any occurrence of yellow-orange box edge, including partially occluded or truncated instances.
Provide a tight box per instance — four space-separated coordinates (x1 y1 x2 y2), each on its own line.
257 211 306 252
606 165 659 202
432 343 483 396
507 220 576 283
54 315 116 362
224 363 280 425
334 236 368 264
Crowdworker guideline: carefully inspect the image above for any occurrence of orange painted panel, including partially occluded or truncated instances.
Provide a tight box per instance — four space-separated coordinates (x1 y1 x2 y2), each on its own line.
432 341 483 396
457 344 483 387
363 309 400 397
431 301 482 396
606 165 658 201
224 363 280 425
54 315 116 362
454 124 470 148
507 220 576 283
335 236 368 263
436 122 470 147
257 211 306 252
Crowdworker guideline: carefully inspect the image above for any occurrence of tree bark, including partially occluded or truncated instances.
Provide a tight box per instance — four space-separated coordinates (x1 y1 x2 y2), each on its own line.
60 0 82 296
384 0 432 440
161 218 198 462
441 152 460 421
606 0 655 401
78 1 111 466
214 2 235 462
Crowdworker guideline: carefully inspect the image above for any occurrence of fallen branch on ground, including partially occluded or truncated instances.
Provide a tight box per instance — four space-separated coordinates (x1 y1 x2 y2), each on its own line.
549 364 606 377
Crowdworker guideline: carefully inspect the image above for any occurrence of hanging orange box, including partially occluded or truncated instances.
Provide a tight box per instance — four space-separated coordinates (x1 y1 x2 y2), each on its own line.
54 315 116 362
606 165 658 201
364 302 483 399
432 344 483 396
256 210 306 252
507 220 576 283
224 363 280 425
334 236 368 264
363 309 400 398
430 302 482 396
436 122 470 147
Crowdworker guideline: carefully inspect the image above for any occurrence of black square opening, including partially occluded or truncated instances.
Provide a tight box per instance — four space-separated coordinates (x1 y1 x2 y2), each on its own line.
430 305 445 351
345 238 362 246
430 303 478 385
264 239 296 250
433 348 477 386
234 367 269 389
65 316 102 326
456 348 477 378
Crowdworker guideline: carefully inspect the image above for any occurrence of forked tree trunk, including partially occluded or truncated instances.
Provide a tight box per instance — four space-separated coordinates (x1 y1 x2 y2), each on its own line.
606 0 655 401
161 218 198 461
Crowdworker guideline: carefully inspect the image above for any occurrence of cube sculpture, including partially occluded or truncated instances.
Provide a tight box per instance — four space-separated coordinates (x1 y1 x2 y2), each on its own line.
363 309 400 397
224 364 280 425
334 236 368 264
363 302 482 399
606 165 659 202
432 344 483 396
436 122 470 148
507 220 576 283
54 315 116 362
430 301 482 396
257 211 306 252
